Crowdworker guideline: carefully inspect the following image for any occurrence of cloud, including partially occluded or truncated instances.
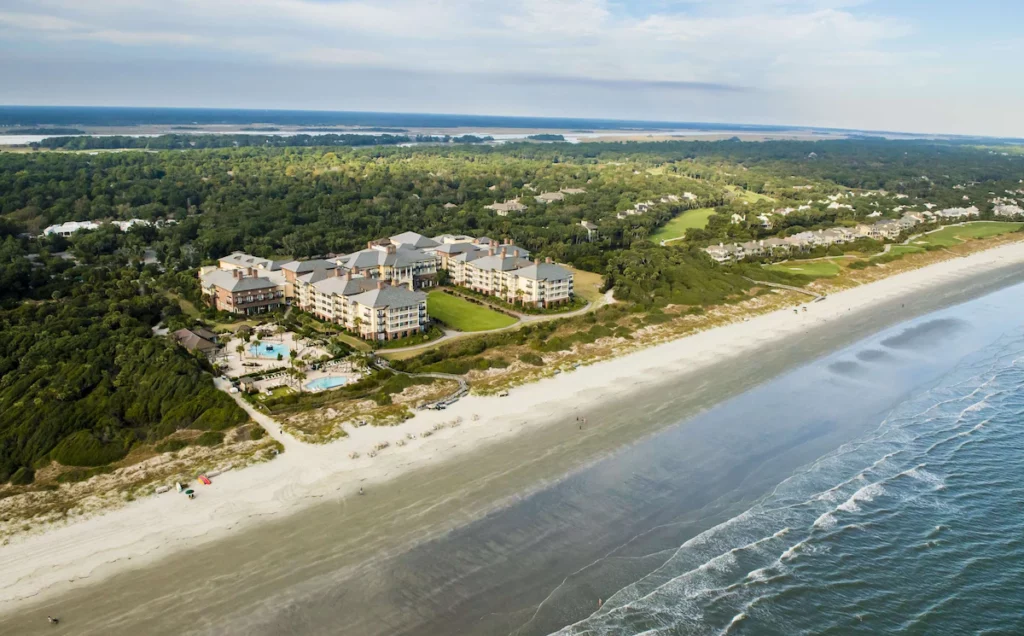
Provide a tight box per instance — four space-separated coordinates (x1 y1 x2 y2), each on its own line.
500 73 748 93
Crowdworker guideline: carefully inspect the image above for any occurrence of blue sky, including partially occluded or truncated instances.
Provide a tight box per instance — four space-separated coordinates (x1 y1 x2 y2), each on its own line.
0 0 1021 136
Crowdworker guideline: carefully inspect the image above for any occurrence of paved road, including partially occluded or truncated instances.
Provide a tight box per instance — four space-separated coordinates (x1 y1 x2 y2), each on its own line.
214 377 299 451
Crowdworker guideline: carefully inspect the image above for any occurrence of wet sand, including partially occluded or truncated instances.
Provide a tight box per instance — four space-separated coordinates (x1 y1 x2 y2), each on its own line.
2 251 1023 635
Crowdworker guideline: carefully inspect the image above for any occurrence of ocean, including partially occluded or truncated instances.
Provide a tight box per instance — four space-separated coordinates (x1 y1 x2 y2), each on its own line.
556 313 1024 634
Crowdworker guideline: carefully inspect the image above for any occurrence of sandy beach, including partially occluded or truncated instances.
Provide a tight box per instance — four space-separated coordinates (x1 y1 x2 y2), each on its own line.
2 240 1024 625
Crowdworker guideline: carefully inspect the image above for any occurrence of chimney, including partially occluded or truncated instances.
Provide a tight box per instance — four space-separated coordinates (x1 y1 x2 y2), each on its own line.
377 281 386 290
353 266 360 275
489 246 496 256
367 240 374 249
234 269 242 279
345 271 352 280
247 267 256 277
534 258 540 266
501 247 508 257
505 238 510 245
545 257 552 264
333 267 341 277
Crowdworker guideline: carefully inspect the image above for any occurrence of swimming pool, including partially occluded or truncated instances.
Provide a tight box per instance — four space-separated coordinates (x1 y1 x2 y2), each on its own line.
305 376 349 391
249 342 290 359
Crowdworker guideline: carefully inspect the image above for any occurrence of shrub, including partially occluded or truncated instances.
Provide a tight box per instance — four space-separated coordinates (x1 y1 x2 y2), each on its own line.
56 465 115 484
154 438 189 453
194 431 224 447
10 467 34 485
249 424 266 441
51 431 130 468
848 260 871 270
519 352 544 366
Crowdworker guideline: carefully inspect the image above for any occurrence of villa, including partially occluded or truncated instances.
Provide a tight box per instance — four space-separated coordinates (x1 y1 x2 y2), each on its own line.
994 204 1023 218
535 191 565 204
486 199 528 216
42 221 100 237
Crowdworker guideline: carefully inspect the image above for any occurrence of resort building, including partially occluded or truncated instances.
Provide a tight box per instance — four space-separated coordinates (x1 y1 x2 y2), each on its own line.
217 252 286 279
302 273 427 341
280 259 337 299
460 252 573 307
332 237 440 290
200 269 286 315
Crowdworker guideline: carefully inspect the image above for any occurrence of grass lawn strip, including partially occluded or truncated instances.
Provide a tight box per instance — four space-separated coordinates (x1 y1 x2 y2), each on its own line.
426 291 518 332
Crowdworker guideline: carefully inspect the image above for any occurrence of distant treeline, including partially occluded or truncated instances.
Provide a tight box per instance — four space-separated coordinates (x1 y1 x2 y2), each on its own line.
527 134 566 141
3 127 86 135
31 133 495 150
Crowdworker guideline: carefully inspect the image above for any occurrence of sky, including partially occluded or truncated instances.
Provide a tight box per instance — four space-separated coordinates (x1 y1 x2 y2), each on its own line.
0 0 1021 137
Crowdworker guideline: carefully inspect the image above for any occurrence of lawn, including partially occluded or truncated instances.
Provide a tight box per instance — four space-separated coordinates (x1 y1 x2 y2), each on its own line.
764 260 842 278
725 185 775 204
565 266 605 303
914 222 1023 248
427 292 518 332
652 207 717 242
874 245 925 259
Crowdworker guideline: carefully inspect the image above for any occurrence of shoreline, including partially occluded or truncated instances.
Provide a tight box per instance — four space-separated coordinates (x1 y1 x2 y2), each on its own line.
3 241 1024 621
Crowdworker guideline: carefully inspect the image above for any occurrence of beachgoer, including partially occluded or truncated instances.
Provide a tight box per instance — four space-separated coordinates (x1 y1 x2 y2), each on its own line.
359 487 365 496
48 616 59 624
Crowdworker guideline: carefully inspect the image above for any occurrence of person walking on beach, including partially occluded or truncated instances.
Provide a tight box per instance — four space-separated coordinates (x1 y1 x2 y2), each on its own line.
47 615 59 625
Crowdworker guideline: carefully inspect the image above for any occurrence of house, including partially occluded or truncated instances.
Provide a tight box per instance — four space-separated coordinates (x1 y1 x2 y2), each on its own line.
200 269 285 315
172 328 219 357
486 199 527 216
560 188 587 195
42 221 101 237
757 214 774 229
761 237 792 255
238 376 258 393
731 213 745 225
443 202 458 209
740 240 765 258
936 206 980 220
580 220 599 242
995 204 1024 218
874 220 902 240
705 244 737 263
535 191 565 204
682 192 697 201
